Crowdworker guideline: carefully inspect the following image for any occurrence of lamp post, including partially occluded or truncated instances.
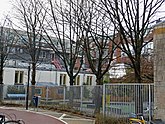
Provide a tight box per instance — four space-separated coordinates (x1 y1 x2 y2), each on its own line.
26 65 30 110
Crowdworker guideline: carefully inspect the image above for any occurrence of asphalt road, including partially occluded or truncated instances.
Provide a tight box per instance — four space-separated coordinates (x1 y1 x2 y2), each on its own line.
0 107 66 124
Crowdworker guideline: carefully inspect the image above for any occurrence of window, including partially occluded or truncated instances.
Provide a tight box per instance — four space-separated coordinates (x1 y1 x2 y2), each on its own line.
15 72 18 84
16 47 23 53
15 71 24 84
43 51 46 58
20 48 23 53
75 75 80 85
40 51 46 58
86 76 92 85
19 71 23 84
51 53 55 60
60 74 66 85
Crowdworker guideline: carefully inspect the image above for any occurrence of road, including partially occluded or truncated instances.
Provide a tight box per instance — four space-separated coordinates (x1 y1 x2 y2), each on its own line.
0 107 66 124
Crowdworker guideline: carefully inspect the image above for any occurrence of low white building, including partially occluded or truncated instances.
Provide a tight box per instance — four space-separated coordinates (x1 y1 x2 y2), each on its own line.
109 63 127 78
3 61 96 86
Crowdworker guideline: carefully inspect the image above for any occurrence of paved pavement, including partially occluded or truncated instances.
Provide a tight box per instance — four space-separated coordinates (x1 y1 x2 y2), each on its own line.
0 106 66 124
0 106 95 124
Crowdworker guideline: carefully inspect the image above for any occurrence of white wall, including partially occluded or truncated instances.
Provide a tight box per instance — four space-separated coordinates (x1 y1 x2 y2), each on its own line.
36 70 56 84
3 67 96 86
3 68 27 85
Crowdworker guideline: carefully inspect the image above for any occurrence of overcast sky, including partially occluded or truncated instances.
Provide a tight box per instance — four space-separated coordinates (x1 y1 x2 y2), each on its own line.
0 0 164 25
0 0 11 20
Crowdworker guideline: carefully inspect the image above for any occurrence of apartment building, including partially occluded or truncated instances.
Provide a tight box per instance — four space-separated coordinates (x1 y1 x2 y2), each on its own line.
0 27 96 86
109 31 154 79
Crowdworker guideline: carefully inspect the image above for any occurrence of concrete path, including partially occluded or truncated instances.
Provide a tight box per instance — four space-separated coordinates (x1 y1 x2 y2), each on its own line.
0 107 66 124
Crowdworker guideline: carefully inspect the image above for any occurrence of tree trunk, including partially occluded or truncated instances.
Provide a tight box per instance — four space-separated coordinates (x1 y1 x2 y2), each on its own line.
93 86 102 114
30 63 36 106
31 63 36 85
93 78 103 114
0 65 4 102
134 59 143 114
29 85 36 107
68 76 75 108
0 58 3 84
0 84 3 103
0 67 3 84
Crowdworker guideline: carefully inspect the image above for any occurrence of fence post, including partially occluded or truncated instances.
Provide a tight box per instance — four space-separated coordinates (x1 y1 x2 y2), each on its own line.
63 86 66 104
46 86 49 103
148 84 151 123
103 84 106 116
80 85 83 111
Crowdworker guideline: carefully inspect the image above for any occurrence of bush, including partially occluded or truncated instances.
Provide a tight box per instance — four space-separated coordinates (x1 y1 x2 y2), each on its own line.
95 114 127 124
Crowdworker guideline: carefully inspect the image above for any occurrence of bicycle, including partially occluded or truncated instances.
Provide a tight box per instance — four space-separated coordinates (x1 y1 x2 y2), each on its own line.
129 113 147 124
129 106 157 124
3 120 25 124
0 113 25 124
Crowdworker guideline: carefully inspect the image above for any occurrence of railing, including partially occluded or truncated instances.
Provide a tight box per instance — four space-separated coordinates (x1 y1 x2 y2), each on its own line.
1 84 154 119
103 84 154 121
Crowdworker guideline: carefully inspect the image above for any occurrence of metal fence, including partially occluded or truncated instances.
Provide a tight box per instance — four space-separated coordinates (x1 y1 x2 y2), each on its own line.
1 84 154 119
103 84 154 120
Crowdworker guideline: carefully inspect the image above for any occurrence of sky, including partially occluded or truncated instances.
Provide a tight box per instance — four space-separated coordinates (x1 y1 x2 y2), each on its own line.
0 0 165 25
0 0 11 20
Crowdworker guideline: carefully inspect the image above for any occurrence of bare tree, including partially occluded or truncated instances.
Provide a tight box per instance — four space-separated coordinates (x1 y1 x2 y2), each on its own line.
100 0 163 82
0 17 17 84
39 0 85 107
70 1 118 113
0 16 18 102
99 0 164 113
41 0 84 86
12 0 46 85
81 2 117 85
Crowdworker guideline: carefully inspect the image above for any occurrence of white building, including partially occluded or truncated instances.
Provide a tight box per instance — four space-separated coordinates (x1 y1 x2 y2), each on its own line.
3 60 96 86
109 63 127 78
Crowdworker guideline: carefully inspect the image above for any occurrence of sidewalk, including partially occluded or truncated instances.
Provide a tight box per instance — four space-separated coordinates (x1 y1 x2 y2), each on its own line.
0 106 95 124
36 108 95 124
0 106 66 124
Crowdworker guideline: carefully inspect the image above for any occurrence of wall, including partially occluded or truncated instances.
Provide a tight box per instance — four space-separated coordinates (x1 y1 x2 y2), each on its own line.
3 68 27 85
3 67 96 86
154 21 165 120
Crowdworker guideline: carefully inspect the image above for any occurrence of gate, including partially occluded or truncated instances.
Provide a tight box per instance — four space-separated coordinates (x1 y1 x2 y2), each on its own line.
103 84 154 120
